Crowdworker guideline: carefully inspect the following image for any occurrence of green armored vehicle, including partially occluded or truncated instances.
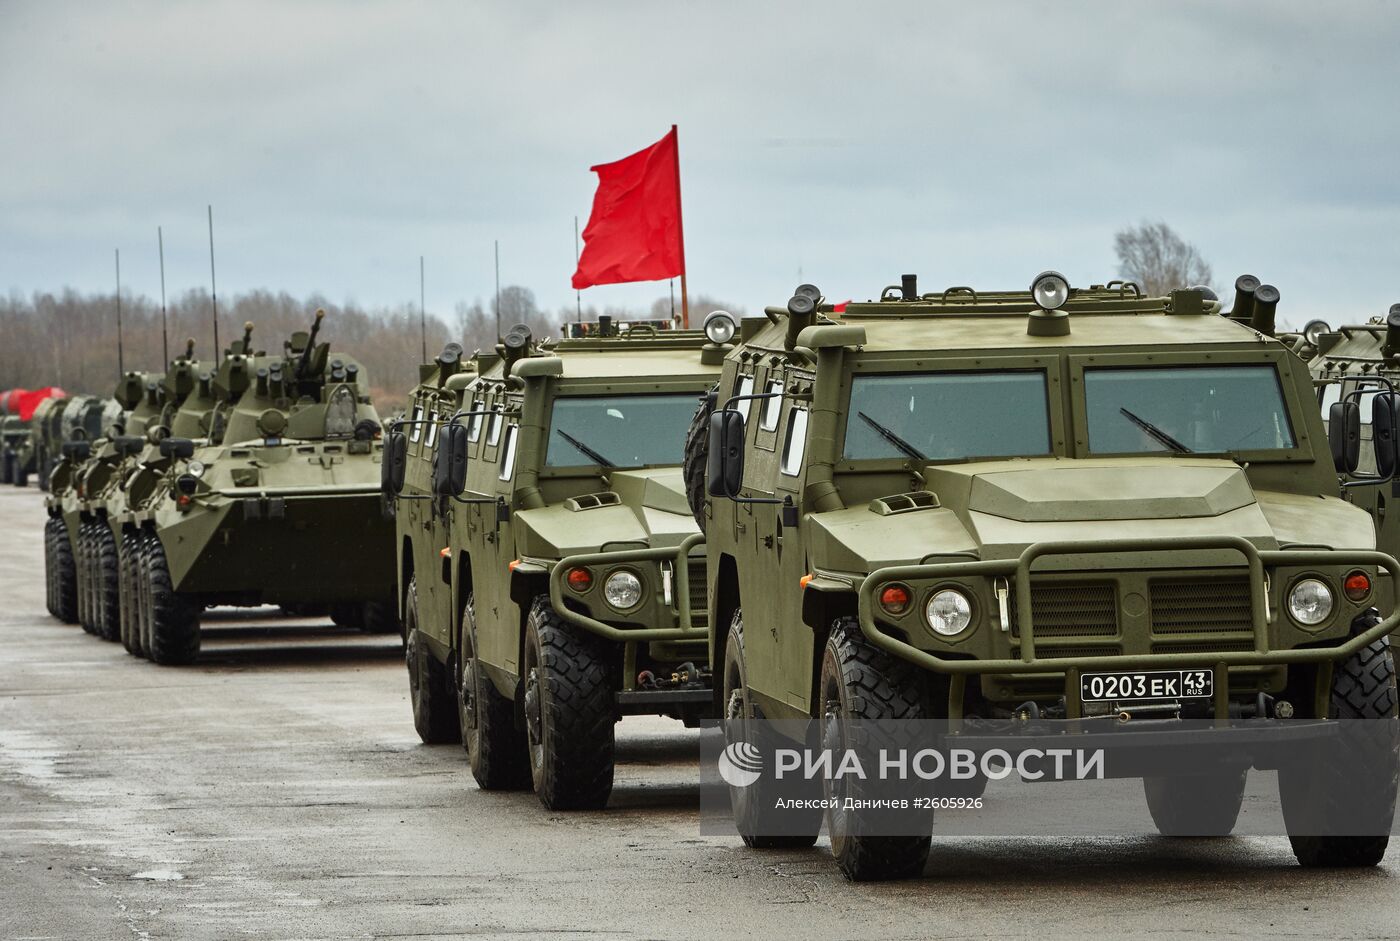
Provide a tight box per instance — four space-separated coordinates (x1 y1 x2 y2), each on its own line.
126 312 397 665
1 415 29 485
660 273 1399 880
385 319 727 809
25 394 72 491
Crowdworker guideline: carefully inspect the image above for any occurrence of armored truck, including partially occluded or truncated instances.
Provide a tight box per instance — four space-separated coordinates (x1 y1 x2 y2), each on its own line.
385 320 728 809
670 274 1399 880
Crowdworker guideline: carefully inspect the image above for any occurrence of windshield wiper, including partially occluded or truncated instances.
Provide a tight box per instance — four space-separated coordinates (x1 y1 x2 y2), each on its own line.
556 429 615 468
858 411 926 461
1119 407 1193 454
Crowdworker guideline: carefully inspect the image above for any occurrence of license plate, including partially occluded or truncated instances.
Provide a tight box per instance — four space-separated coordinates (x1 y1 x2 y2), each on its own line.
1080 669 1213 702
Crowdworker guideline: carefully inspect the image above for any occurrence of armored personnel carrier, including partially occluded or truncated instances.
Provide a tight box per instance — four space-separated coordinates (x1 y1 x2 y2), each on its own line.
384 319 728 809
25 393 71 491
127 312 397 665
647 273 1398 879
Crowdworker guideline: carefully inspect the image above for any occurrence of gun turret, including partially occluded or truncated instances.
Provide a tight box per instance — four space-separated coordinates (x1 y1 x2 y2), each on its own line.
298 308 326 379
241 321 254 353
183 337 196 361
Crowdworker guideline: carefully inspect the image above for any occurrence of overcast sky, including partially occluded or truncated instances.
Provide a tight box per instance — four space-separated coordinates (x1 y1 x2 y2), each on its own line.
2 0 1398 328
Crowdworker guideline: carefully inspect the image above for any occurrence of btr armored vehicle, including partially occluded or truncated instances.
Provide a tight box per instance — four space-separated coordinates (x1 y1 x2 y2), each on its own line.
385 320 727 809
25 393 72 491
668 274 1398 880
127 313 397 665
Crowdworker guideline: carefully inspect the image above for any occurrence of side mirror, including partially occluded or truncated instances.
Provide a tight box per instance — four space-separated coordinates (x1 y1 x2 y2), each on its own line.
383 430 407 497
115 436 144 457
706 410 746 497
432 422 469 497
62 441 91 462
1374 393 1400 478
1329 401 1360 475
159 437 195 460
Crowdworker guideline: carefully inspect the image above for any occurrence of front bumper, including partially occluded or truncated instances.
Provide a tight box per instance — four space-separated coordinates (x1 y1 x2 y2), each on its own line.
546 533 707 642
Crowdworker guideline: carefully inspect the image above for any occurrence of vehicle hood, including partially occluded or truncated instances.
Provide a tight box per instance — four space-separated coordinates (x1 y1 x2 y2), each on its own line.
808 458 1375 572
515 467 699 559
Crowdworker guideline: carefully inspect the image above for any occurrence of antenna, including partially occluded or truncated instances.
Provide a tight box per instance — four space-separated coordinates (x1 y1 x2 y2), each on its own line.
494 239 501 341
157 226 169 364
207 204 220 355
419 255 428 362
115 248 124 377
574 216 582 322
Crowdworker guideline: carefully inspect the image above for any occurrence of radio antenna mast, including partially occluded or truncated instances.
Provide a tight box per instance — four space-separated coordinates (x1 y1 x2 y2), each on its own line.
207 204 220 355
157 226 169 364
115 248 124 377
420 255 428 362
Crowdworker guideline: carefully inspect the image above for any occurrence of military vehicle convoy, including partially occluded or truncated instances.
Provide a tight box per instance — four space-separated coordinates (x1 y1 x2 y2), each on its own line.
122 313 397 665
557 273 1400 880
384 319 729 809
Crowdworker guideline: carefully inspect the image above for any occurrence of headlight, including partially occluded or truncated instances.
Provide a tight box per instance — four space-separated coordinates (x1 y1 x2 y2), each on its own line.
1288 578 1333 626
703 310 737 345
1030 270 1071 310
925 588 972 636
186 460 205 478
604 570 643 610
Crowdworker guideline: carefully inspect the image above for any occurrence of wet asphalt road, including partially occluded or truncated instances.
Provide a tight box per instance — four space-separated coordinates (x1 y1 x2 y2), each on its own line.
2 486 1400 940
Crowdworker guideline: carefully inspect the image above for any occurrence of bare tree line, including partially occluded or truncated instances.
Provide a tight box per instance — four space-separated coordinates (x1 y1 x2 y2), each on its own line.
0 286 743 409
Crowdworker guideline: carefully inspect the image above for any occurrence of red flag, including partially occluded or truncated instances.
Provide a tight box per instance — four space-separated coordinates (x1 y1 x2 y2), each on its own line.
572 127 685 290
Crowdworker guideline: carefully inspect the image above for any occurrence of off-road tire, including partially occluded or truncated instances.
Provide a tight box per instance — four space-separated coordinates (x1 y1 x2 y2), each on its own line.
144 535 200 665
14 460 28 488
682 386 717 532
136 531 156 659
1281 630 1398 867
119 531 143 657
76 520 95 633
523 596 615 810
1143 770 1247 837
361 599 401 637
329 603 365 630
821 618 933 881
459 593 531 790
723 609 822 848
48 517 78 624
93 522 121 642
404 575 460 744
0 451 11 484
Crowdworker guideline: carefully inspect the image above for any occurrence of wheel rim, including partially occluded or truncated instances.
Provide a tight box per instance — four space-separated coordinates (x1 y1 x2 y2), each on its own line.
524 637 544 775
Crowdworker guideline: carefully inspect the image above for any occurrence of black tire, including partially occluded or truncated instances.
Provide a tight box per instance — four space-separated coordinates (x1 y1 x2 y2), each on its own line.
458 592 531 790
0 451 11 484
820 618 932 881
682 386 717 532
93 522 121 642
361 599 401 637
144 535 200 665
329 603 365 629
75 521 94 633
14 461 28 487
1281 631 1399 867
119 531 143 657
136 531 156 659
523 595 615 810
1143 770 1247 837
404 575 459 744
48 517 78 624
722 609 822 848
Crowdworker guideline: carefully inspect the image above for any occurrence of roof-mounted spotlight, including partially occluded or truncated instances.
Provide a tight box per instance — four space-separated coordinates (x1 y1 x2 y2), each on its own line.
1027 270 1072 337
1030 270 1071 311
1303 319 1333 347
703 310 737 346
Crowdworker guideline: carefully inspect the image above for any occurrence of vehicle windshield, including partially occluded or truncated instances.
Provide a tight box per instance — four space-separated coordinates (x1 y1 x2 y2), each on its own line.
545 393 699 468
1084 365 1295 454
843 371 1051 461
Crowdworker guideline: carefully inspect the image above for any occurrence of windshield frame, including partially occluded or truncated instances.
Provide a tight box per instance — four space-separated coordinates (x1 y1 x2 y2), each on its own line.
1068 350 1315 462
832 352 1067 471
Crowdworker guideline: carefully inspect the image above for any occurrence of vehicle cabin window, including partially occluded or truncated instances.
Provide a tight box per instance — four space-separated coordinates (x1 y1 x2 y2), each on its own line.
486 406 503 447
733 374 755 422
425 410 439 448
467 398 485 442
760 379 783 432
1319 382 1342 419
781 407 809 476
409 405 425 443
843 371 1051 461
545 393 700 468
1084 365 1296 454
499 425 518 480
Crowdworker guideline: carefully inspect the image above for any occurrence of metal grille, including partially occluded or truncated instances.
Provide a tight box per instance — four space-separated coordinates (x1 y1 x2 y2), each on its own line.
1010 582 1118 638
1151 640 1254 655
1027 644 1123 660
1150 578 1253 635
686 559 708 614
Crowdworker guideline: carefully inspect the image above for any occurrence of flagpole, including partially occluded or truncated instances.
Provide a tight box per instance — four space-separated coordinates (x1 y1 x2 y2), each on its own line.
494 240 501 341
419 255 427 362
670 124 690 329
573 216 582 322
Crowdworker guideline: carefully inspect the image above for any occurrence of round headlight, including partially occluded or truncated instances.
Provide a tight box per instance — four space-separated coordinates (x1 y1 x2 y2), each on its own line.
1030 270 1071 311
925 588 973 636
1288 578 1334 626
604 571 643 610
703 310 737 345
186 460 205 478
